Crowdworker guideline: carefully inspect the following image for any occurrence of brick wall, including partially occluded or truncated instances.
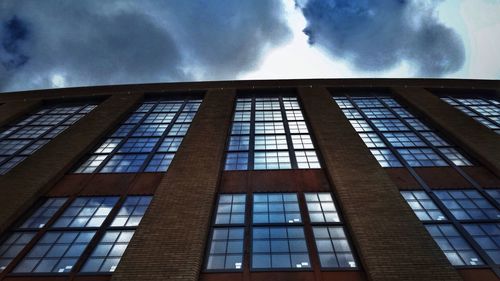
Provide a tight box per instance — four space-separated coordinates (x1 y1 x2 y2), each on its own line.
0 100 41 128
298 86 462 281
0 93 143 234
111 89 235 281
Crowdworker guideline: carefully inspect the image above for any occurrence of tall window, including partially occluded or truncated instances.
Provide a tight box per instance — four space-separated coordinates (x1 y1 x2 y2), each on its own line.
401 189 499 268
225 95 321 170
205 194 246 271
251 193 310 269
0 195 151 274
74 97 202 173
333 95 472 168
0 102 97 174
441 96 500 134
204 192 357 272
305 192 356 268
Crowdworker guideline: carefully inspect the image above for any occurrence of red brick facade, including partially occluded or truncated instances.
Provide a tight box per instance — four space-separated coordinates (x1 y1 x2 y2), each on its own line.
0 79 498 281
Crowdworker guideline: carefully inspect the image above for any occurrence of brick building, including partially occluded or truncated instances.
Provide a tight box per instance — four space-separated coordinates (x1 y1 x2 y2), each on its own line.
0 79 498 281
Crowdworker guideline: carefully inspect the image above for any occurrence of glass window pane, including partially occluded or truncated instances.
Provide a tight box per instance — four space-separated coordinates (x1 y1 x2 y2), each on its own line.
53 197 119 228
251 227 310 269
400 191 447 221
81 230 135 272
74 98 202 173
13 231 96 273
313 227 357 268
425 224 484 266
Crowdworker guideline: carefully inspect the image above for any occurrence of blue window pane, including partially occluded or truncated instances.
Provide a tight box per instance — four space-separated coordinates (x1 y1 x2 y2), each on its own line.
111 196 152 227
81 230 134 272
214 194 246 225
435 190 499 220
74 98 201 173
463 224 500 264
313 227 356 268
251 227 310 269
13 231 96 273
400 191 447 221
53 197 118 228
425 224 483 266
20 198 68 229
253 193 300 224
206 227 244 270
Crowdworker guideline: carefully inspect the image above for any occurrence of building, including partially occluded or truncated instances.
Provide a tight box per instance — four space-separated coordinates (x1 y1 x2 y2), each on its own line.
0 79 498 281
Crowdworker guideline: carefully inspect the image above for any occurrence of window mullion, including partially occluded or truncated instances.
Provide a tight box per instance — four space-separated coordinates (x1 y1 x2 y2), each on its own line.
67 195 128 275
249 97 256 170
379 97 500 210
346 95 409 168
91 99 152 173
410 190 500 274
137 99 188 172
279 97 298 169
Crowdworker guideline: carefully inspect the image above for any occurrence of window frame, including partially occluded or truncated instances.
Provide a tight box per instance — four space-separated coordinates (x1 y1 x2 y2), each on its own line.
440 96 500 134
224 93 322 171
0 194 152 276
203 192 359 273
0 101 99 175
401 188 500 270
333 94 474 169
73 96 202 174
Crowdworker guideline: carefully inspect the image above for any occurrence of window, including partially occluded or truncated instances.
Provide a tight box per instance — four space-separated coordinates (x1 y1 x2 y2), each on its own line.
434 190 499 220
53 197 118 228
400 191 447 221
304 192 340 223
306 193 357 269
204 192 357 272
80 196 151 272
74 97 202 173
402 189 499 267
312 227 356 268
252 226 309 269
13 231 97 273
206 194 246 271
334 96 472 168
441 97 500 134
0 195 152 274
0 102 97 174
253 193 301 224
463 224 500 264
0 232 36 272
486 189 500 204
425 224 484 266
252 193 309 270
224 96 320 171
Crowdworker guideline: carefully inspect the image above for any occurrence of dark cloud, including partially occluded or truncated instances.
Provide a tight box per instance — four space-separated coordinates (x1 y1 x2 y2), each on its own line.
300 0 465 76
1 16 29 70
149 1 292 80
0 0 291 92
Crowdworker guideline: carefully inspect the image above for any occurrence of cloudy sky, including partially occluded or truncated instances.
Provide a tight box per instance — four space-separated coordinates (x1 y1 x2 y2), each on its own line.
1 0 499 93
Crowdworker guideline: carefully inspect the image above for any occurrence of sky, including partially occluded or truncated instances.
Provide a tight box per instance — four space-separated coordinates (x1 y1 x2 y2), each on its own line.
0 0 499 93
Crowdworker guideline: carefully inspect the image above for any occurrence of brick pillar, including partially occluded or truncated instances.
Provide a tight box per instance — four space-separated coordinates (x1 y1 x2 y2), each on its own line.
112 89 235 281
0 93 143 234
298 86 462 281
393 87 500 176
0 100 41 128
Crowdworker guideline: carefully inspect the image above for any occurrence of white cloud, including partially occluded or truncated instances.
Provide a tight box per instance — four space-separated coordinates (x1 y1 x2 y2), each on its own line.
461 0 500 79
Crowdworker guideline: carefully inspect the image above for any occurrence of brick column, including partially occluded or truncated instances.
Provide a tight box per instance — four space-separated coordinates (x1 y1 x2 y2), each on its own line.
112 89 235 281
0 93 143 234
0 100 41 128
299 86 462 281
393 87 500 176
